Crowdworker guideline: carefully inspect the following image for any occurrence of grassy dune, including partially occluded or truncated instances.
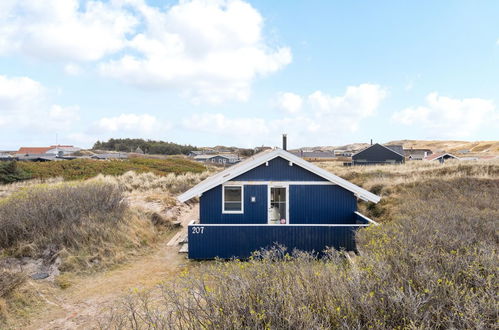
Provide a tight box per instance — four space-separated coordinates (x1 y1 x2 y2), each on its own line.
0 170 210 325
105 159 499 329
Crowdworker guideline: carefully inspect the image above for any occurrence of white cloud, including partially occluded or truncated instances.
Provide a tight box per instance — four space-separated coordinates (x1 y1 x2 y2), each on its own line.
183 113 269 136
92 113 169 134
0 0 290 104
392 92 497 138
183 83 387 146
64 63 83 76
275 92 303 113
0 75 79 130
0 0 137 61
308 84 387 131
99 0 292 103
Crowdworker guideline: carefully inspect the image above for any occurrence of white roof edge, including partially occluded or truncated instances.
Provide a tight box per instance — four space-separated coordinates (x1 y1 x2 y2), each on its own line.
425 152 459 161
178 148 381 203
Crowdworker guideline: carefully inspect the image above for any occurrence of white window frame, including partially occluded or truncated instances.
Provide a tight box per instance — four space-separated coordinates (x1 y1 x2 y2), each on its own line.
267 184 289 224
222 184 244 214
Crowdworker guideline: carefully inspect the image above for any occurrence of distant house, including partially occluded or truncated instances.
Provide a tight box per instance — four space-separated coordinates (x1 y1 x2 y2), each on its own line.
254 146 272 154
135 147 144 154
351 143 405 165
179 146 380 260
404 148 433 160
210 154 240 165
188 150 204 157
334 150 354 157
291 150 336 161
16 145 81 157
424 152 459 162
91 153 128 160
195 154 240 165
0 153 13 161
193 154 215 162
46 145 81 156
15 147 53 156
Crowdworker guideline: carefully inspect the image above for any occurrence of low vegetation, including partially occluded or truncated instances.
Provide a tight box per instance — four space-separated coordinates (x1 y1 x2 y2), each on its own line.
0 165 211 325
0 161 30 184
105 160 499 329
93 138 198 155
1 157 206 183
1 182 142 267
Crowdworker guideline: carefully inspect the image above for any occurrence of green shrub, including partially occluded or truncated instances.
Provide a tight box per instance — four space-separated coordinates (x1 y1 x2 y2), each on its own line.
93 138 197 155
15 157 205 182
0 162 31 184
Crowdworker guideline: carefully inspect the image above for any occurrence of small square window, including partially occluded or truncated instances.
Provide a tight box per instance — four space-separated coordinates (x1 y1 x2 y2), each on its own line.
223 186 243 213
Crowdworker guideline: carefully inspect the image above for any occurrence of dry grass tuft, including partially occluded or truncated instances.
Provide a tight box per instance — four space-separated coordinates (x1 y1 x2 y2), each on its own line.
91 170 213 194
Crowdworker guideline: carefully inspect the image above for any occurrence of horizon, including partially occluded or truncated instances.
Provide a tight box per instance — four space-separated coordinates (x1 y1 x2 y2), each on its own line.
1 1 498 150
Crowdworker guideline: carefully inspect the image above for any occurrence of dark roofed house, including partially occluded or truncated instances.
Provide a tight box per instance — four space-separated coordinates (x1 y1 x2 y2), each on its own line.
91 153 128 160
291 150 336 161
351 143 405 165
188 150 204 157
0 153 13 161
178 137 380 260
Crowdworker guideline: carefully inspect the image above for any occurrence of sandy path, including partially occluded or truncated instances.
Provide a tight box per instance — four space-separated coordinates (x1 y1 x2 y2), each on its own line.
23 204 198 330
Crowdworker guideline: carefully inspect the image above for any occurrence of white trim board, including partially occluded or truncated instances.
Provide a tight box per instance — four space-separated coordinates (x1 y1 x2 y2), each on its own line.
354 211 379 226
178 148 381 203
188 223 370 227
226 181 336 185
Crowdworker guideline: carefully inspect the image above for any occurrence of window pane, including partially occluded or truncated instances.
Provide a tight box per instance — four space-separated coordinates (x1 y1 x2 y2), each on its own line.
224 202 242 211
224 186 241 202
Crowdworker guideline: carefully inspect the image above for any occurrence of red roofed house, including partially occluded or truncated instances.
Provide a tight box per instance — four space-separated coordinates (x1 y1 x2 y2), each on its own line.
15 147 53 156
15 145 81 157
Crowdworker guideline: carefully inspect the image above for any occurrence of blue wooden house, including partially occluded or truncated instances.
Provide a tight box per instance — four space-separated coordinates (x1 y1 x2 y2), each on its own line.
178 147 380 259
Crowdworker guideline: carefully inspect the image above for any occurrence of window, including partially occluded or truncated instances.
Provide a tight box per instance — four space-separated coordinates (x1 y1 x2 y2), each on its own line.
223 185 243 213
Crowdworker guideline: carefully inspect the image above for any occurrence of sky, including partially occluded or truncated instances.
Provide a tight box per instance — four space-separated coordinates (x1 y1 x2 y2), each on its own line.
0 0 498 150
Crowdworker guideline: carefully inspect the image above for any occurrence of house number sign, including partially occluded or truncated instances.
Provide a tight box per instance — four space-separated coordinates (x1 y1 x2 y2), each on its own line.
191 226 204 234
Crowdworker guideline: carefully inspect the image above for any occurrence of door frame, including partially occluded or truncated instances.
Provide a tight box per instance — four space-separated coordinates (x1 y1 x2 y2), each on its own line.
267 183 289 224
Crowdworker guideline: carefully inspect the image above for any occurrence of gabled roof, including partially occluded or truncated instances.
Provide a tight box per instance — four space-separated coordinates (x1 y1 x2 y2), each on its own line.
352 143 405 158
178 148 381 203
16 147 52 155
424 152 459 161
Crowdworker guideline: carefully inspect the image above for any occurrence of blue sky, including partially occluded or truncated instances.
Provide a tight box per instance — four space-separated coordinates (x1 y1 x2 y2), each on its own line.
0 0 498 150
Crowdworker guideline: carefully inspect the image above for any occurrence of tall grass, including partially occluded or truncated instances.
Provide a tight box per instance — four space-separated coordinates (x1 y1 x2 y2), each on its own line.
0 182 126 253
104 175 499 329
92 170 213 194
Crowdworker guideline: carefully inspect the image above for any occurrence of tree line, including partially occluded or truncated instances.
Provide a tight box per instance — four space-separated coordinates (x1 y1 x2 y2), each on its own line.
92 138 198 155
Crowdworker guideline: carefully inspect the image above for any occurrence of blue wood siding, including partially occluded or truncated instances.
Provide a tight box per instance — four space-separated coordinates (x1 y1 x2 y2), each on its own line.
290 185 356 224
188 224 361 259
233 157 326 181
200 183 358 225
200 185 267 224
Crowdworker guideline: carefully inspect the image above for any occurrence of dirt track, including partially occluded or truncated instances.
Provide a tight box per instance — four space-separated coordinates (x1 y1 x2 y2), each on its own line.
20 205 197 330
